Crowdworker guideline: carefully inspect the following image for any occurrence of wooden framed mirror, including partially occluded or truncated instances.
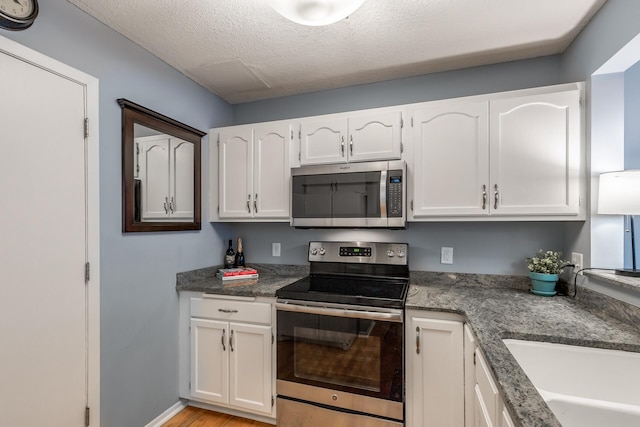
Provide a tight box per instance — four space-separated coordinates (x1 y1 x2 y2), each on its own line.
118 99 205 232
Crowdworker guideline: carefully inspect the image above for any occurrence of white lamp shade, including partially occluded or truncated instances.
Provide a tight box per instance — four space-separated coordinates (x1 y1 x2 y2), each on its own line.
266 0 366 26
598 170 640 215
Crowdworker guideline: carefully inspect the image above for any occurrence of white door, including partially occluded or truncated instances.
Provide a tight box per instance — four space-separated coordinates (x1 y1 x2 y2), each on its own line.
190 318 229 404
409 317 464 427
138 135 170 220
300 117 348 165
253 123 291 219
219 127 253 218
228 322 272 414
171 138 195 220
0 44 92 426
412 101 489 218
489 90 581 216
348 111 402 162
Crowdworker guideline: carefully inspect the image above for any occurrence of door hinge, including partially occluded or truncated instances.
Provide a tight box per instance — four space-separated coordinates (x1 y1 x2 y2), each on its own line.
217 135 220 146
400 142 404 154
411 200 414 211
298 151 301 161
272 396 275 407
473 352 476 366
400 117 404 128
84 118 89 139
85 406 90 427
272 333 274 345
85 262 90 282
411 116 414 127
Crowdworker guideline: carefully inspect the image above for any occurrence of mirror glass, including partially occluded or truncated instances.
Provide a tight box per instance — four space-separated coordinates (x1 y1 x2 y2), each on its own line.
119 99 204 232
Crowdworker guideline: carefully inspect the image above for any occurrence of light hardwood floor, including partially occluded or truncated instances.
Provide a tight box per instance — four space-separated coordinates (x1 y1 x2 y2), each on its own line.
162 407 273 427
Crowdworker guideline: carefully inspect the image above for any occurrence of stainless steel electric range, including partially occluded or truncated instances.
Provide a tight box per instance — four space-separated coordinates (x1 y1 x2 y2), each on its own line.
275 241 409 427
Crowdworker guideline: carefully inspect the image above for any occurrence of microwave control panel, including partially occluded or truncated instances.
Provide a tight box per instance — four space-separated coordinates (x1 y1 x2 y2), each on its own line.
388 170 403 217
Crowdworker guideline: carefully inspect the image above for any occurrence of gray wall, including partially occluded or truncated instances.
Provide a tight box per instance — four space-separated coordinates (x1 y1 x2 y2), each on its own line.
625 61 640 169
1 1 232 426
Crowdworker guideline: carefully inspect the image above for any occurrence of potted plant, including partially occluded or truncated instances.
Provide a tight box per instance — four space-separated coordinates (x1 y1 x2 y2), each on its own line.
526 250 569 296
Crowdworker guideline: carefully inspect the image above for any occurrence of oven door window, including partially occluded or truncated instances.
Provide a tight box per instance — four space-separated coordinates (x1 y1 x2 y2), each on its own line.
277 310 403 402
291 171 382 218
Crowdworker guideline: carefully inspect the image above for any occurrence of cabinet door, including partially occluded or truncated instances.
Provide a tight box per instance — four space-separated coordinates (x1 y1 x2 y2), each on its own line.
253 123 291 219
219 127 253 218
464 325 477 427
474 350 499 427
190 318 229 405
412 101 489 218
408 317 464 427
500 406 515 427
228 322 272 415
489 90 581 216
348 111 402 162
170 138 194 220
137 135 170 220
300 117 348 165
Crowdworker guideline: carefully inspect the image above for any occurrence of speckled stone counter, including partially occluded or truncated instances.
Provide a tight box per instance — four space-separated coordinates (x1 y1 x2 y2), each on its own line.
407 271 640 427
176 263 308 297
177 266 640 427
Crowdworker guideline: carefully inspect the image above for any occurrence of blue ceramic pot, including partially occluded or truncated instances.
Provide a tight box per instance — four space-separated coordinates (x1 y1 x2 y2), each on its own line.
529 272 558 296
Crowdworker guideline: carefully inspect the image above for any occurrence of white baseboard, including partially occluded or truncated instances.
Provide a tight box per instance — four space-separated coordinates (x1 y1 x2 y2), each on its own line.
144 400 188 427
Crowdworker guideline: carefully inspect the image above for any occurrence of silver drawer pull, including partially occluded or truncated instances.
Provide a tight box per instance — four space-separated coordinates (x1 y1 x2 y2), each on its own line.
221 329 226 351
416 326 420 354
218 309 238 314
482 184 487 210
230 329 234 352
494 184 499 210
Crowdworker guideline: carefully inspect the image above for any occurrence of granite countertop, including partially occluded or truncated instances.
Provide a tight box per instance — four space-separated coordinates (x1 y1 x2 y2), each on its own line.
407 271 640 427
176 265 640 427
176 263 309 297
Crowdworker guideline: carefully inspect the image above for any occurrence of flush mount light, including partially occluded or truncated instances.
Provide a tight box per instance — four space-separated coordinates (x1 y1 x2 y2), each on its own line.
266 0 366 26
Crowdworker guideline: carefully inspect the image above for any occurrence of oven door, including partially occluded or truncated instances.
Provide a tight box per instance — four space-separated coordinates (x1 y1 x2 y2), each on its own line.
276 301 404 421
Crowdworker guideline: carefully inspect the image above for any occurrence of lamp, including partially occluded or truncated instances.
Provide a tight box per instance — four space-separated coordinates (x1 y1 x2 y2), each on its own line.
598 170 640 277
265 0 366 26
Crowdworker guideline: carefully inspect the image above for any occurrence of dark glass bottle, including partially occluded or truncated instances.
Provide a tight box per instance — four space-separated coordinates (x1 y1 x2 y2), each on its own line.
235 237 245 267
224 239 235 269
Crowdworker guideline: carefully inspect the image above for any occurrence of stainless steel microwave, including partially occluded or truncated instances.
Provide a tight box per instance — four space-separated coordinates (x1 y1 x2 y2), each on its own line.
291 160 406 228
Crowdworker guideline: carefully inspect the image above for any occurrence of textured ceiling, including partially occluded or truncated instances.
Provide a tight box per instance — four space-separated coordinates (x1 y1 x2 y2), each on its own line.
67 0 607 104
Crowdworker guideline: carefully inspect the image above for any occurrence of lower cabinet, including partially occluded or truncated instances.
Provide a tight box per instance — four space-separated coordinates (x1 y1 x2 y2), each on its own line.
179 293 276 421
406 311 464 427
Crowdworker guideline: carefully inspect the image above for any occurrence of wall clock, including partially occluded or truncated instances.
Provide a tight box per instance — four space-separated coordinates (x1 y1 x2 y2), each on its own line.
0 0 38 31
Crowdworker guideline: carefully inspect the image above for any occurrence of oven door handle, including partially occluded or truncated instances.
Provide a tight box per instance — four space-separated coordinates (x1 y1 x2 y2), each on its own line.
275 302 403 323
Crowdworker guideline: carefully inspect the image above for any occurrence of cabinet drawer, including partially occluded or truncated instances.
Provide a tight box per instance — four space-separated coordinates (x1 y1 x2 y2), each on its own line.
191 296 271 325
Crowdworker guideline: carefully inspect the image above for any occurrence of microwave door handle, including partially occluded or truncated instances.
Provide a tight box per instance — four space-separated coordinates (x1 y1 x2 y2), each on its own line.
380 170 387 218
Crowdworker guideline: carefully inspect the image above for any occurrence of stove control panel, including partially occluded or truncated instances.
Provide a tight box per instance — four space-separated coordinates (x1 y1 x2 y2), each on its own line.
308 241 408 265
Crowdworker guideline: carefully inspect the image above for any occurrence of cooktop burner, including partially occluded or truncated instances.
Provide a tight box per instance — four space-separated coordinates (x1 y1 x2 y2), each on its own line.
275 241 410 309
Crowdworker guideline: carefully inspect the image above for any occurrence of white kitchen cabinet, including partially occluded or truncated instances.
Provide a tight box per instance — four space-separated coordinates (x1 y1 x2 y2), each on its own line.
464 324 477 427
216 121 291 220
136 135 194 221
474 349 500 427
409 83 583 221
412 100 489 217
406 311 464 427
298 109 402 165
184 294 275 419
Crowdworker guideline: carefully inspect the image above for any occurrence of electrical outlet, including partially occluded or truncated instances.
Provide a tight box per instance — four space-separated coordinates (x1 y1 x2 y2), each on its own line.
441 247 453 264
571 252 583 275
272 243 281 257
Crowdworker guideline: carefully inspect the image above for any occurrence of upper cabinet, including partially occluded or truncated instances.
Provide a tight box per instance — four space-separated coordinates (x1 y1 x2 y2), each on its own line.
298 109 403 166
409 84 584 221
214 121 291 221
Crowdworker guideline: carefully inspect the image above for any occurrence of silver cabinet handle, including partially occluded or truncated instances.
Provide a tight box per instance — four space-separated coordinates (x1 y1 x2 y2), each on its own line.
163 197 169 214
246 194 251 213
350 135 353 156
169 196 175 213
416 327 420 354
482 185 487 210
218 309 238 313
221 329 226 352
230 329 234 352
494 184 499 210
341 136 345 157
254 193 258 213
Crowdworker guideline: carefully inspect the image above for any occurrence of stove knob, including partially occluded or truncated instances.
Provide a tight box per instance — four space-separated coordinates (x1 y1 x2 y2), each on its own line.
310 248 318 256
319 247 326 255
387 249 395 257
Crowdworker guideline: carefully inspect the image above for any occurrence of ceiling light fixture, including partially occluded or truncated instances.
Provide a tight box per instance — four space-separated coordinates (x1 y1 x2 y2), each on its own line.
265 0 366 26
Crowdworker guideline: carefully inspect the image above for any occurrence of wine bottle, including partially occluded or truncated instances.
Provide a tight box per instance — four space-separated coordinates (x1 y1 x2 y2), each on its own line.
224 239 235 269
235 237 245 267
